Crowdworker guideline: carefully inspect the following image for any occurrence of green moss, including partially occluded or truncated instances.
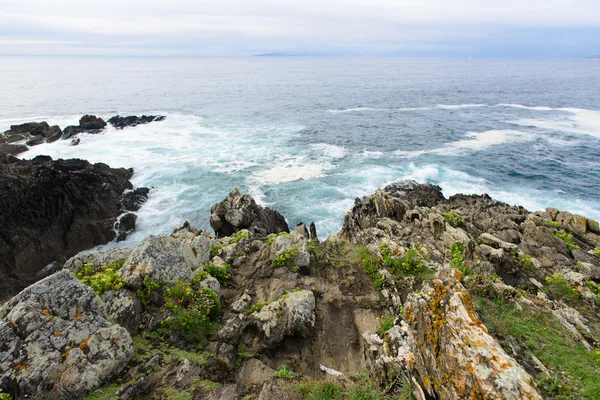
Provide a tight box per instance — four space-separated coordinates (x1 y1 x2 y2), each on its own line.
553 230 580 252
377 316 395 335
209 243 225 258
443 210 464 228
272 247 298 268
546 273 581 301
75 259 126 296
545 219 563 229
265 236 276 246
197 380 221 391
274 365 296 379
162 347 209 365
245 301 271 315
230 230 249 244
190 270 209 286
475 297 600 399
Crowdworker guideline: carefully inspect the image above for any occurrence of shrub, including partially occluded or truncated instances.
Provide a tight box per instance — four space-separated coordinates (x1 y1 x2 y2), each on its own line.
75 260 126 296
272 247 298 268
443 211 464 228
0 394 12 400
209 244 224 258
274 365 296 379
546 273 581 301
448 242 470 277
296 382 342 400
205 262 231 285
545 219 562 229
137 277 162 307
229 230 249 244
553 230 580 252
384 248 425 276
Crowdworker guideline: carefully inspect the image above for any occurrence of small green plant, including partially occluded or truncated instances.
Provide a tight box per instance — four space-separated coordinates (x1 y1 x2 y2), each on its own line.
197 380 221 391
546 273 581 301
545 219 562 229
448 242 470 277
205 262 231 285
383 247 425 276
274 365 296 379
594 248 600 257
443 210 464 227
378 316 395 335
290 266 301 273
245 301 271 315
272 247 298 268
265 236 276 246
521 254 532 270
190 270 209 286
229 230 249 244
210 243 225 258
137 277 162 307
75 260 126 296
0 393 13 400
295 381 342 400
553 230 580 252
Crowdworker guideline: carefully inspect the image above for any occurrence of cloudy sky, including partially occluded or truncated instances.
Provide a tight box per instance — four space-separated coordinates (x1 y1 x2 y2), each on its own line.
1 0 599 57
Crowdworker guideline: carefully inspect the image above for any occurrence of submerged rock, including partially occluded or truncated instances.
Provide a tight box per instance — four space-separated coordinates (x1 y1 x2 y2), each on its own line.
0 270 133 397
210 188 289 238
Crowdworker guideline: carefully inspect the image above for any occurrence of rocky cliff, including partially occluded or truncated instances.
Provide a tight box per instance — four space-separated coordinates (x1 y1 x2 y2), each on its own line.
1 182 600 400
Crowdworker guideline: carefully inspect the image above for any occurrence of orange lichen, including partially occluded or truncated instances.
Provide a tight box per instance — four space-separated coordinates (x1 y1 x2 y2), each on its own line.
55 331 63 337
129 264 137 271
42 309 49 316
140 268 147 276
78 339 89 350
73 312 83 319
112 339 119 344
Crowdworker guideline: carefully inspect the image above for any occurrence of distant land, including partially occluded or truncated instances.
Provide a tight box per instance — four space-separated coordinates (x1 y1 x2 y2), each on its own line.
254 52 290 57
586 55 600 59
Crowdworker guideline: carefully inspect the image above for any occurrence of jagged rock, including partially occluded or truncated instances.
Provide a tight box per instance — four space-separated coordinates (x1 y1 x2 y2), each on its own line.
232 292 252 313
102 289 142 331
107 115 166 129
210 188 289 238
0 270 133 397
70 137 80 146
79 115 107 131
294 223 309 239
339 189 407 242
0 143 28 157
199 276 221 293
309 221 318 242
383 180 445 207
258 378 302 400
0 156 144 297
249 290 316 347
2 122 62 148
121 187 150 212
62 125 83 139
237 359 275 392
403 269 541 399
118 234 199 289
64 247 133 274
270 232 314 271
116 213 138 242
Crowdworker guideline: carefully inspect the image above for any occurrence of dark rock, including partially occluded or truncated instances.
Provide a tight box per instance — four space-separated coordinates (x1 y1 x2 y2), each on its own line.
2 122 62 147
209 188 289 238
309 221 319 242
45 125 62 142
0 143 28 157
107 115 166 129
70 138 81 146
5 121 50 136
0 156 141 297
121 187 150 211
79 114 107 130
116 213 138 242
25 136 45 146
62 125 83 139
383 179 445 207
4 133 28 143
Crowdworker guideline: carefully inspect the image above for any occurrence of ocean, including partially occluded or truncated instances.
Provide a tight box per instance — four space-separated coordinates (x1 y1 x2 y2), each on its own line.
1 56 599 246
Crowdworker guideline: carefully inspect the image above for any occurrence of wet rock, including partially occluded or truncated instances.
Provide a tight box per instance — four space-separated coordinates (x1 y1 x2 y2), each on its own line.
0 156 141 297
79 115 107 131
70 137 80 146
210 188 289 238
0 143 28 157
62 125 83 139
107 115 166 129
383 180 445 207
118 234 199 289
2 122 62 148
309 221 319 242
116 212 138 242
0 270 133 397
120 187 150 211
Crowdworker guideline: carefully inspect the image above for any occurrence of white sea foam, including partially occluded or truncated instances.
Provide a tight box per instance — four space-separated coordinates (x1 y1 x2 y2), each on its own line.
326 107 388 113
436 104 487 109
497 104 554 111
311 143 346 159
514 107 600 139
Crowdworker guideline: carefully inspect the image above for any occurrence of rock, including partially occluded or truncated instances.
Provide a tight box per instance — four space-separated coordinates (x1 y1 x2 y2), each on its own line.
199 276 221 293
107 115 166 129
250 290 316 347
270 232 314 271
309 221 319 242
0 270 133 397
0 143 28 157
118 234 199 289
383 180 445 207
64 247 133 274
339 189 407 242
403 269 541 399
232 292 252 313
70 137 80 146
2 122 62 147
120 187 150 211
62 125 83 139
210 188 289 238
237 359 275 392
116 212 138 242
294 223 309 239
102 289 142 331
0 156 143 298
79 115 107 131
258 378 302 400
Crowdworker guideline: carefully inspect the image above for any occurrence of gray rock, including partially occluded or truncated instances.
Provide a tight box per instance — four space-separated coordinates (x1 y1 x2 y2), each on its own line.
199 276 221 293
0 270 133 396
64 247 133 274
102 289 142 332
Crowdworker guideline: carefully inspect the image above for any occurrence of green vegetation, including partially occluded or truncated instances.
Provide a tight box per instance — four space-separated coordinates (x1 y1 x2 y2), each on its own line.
75 259 126 296
443 210 464 228
204 262 231 285
274 365 296 379
296 381 342 400
545 219 562 229
586 280 600 301
230 230 249 244
87 383 124 400
294 375 414 400
553 230 580 252
475 297 600 399
209 243 225 258
448 242 470 277
378 316 395 335
197 380 221 391
137 277 162 306
245 301 271 315
545 273 581 301
0 394 12 400
161 281 221 343
594 248 600 258
272 247 299 268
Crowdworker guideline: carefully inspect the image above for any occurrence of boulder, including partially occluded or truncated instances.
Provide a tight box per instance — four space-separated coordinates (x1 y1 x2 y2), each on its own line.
383 180 445 208
79 115 107 131
210 188 289 238
107 115 166 129
64 247 133 274
0 143 28 157
121 187 151 211
2 122 62 148
0 156 147 298
118 234 199 289
0 270 133 397
116 213 138 242
102 289 142 332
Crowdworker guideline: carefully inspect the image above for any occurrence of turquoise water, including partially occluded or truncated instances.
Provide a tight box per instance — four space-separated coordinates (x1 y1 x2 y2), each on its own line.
1 57 600 244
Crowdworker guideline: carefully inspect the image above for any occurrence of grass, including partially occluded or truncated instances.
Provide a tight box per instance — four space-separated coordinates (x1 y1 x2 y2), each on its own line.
275 365 297 379
545 273 581 301
294 376 414 400
448 242 470 277
377 316 395 335
545 219 563 229
75 259 126 296
474 296 600 399
443 210 464 228
553 230 580 252
87 383 125 400
296 382 343 400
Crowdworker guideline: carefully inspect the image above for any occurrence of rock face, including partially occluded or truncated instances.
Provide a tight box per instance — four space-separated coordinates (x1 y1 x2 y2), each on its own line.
0 270 134 397
0 122 61 155
403 270 541 399
62 115 107 139
383 180 445 208
107 115 166 129
210 188 289 238
0 156 148 297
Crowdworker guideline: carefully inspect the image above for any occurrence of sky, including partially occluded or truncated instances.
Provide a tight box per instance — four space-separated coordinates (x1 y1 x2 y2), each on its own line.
0 0 599 58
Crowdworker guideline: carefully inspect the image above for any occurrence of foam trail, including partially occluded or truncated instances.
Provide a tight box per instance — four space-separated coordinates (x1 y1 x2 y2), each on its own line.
498 104 554 111
514 107 600 139
436 104 487 109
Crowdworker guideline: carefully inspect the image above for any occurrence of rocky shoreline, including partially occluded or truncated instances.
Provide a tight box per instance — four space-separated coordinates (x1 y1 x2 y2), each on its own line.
1 182 599 399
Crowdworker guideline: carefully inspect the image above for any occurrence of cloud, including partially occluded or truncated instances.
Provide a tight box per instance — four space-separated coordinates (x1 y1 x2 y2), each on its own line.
0 0 598 56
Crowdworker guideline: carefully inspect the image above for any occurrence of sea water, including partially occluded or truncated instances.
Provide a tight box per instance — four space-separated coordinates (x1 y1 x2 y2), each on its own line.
1 56 599 247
